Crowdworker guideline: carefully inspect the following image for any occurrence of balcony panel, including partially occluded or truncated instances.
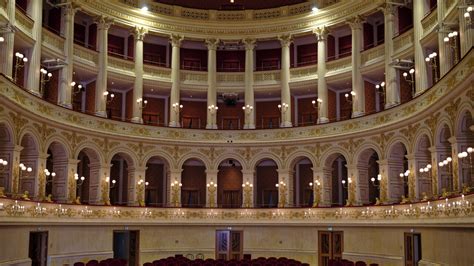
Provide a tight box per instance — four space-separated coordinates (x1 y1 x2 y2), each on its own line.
15 9 33 37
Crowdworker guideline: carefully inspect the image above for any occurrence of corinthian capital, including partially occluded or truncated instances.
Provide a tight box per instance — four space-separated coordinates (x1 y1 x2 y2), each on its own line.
243 38 256 50
205 38 220 50
64 1 81 17
132 26 148 42
170 34 184 48
94 15 114 30
380 2 396 16
313 26 329 41
278 34 293 48
346 15 364 30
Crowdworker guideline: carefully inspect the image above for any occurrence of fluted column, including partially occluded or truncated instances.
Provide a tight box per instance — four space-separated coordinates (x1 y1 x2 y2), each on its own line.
94 16 113 117
459 3 473 57
437 1 453 77
0 0 15 79
168 34 183 127
347 16 365 117
314 27 329 123
243 38 256 129
25 0 43 95
131 27 148 124
413 0 429 94
382 3 399 108
58 3 79 108
206 38 219 129
278 34 293 127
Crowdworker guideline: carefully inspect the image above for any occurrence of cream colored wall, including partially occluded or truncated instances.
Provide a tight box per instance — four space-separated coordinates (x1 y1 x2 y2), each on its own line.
1 225 473 266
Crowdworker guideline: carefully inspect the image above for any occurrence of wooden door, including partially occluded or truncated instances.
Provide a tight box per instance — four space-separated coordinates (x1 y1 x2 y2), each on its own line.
29 231 48 266
114 230 140 266
318 231 344 266
216 230 230 260
216 230 243 260
404 233 421 266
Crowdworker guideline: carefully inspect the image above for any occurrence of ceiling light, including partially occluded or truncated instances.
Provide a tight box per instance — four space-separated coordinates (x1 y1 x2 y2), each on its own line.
0 36 4 42
312 6 319 12
141 6 148 12
230 0 234 3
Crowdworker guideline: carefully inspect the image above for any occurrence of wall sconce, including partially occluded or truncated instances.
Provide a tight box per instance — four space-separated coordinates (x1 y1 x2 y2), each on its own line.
39 68 53 96
444 31 459 64
207 181 218 208
370 174 382 188
0 158 8 172
0 36 4 42
458 147 473 191
71 81 85 96
74 173 85 186
14 52 28 83
44 168 56 184
425 52 439 82
242 104 253 114
464 6 473 25
344 91 356 104
208 104 218 114
311 98 323 111
172 102 183 115
137 97 148 110
103 91 115 104
399 169 410 185
242 181 253 208
105 176 117 188
375 82 385 98
171 180 182 207
277 103 289 114
275 181 287 208
402 68 415 97
341 177 352 188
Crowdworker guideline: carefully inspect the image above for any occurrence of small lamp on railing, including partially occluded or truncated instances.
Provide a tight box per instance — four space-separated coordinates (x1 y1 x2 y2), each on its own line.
311 98 323 111
0 158 8 170
278 103 289 114
14 52 28 83
207 181 218 208
444 31 459 64
72 81 85 96
242 181 253 208
171 180 182 207
458 147 473 192
464 6 473 25
105 176 117 189
103 91 115 104
344 91 356 103
375 81 385 98
275 181 287 208
74 173 85 186
137 97 148 110
44 169 56 184
370 174 382 188
39 68 53 96
172 102 183 114
402 68 415 97
341 177 352 188
425 52 438 82
242 104 253 114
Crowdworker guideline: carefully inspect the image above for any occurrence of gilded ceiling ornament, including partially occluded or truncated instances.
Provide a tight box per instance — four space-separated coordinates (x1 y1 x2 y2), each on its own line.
373 132 394 156
424 113 439 139
163 146 191 161
338 138 363 156
10 112 28 145
92 138 119 159
400 123 420 148
444 98 461 127
61 131 87 156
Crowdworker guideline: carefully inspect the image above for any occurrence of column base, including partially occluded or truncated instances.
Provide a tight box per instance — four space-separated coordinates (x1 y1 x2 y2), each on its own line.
384 102 399 109
29 89 41 97
95 111 108 118
352 111 365 118
280 121 293 128
59 102 73 109
131 117 143 124
317 117 329 124
168 121 181 127
243 124 256 129
206 124 218 129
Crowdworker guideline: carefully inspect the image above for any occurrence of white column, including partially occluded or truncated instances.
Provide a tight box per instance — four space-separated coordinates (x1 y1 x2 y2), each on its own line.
94 16 113 117
131 27 148 124
58 3 79 108
206 38 219 129
314 27 329 123
243 38 256 129
413 0 429 94
382 4 400 108
25 0 43 95
168 34 183 127
278 34 293 128
0 0 15 79
458 4 473 57
437 1 453 77
347 15 365 117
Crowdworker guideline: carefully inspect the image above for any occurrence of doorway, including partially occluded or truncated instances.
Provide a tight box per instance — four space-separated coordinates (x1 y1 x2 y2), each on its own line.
318 231 344 266
113 230 140 266
215 230 243 260
404 233 421 266
29 231 48 266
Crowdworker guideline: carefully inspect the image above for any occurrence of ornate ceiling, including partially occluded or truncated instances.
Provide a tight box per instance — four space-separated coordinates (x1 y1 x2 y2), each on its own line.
154 0 308 10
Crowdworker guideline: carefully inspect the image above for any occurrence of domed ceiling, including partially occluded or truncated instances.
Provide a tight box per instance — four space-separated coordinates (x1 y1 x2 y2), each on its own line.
154 0 308 10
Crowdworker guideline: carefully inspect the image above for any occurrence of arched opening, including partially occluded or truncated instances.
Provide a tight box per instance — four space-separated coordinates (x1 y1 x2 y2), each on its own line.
45 141 68 202
325 154 348 206
255 159 278 208
414 134 432 198
436 124 453 193
76 148 101 204
181 159 206 208
0 123 14 192
290 157 313 207
217 159 243 208
387 142 408 201
145 156 169 207
357 148 380 205
456 111 474 189
109 153 133 206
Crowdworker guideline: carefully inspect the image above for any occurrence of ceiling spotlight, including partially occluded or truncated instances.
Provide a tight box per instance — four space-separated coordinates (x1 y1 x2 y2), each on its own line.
141 6 148 12
230 0 234 3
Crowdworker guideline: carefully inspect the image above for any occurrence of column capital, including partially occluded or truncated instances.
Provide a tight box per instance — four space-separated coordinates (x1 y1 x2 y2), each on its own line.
132 26 148 42
64 1 80 16
94 15 114 30
170 34 184 48
346 15 364 30
380 2 396 16
278 34 293 47
205 38 220 50
0 22 15 33
243 38 256 50
313 26 329 41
